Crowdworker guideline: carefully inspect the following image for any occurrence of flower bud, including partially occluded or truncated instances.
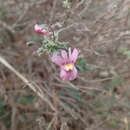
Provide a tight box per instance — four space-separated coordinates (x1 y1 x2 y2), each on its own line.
34 24 49 35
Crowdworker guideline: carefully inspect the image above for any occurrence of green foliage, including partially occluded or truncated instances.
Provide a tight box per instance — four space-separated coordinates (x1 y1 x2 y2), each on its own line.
0 8 7 20
62 0 71 8
30 29 68 55
90 95 117 113
59 88 81 103
0 98 11 128
123 50 130 58
108 77 124 91
88 94 121 128
107 117 121 128
53 32 59 42
0 98 6 109
76 57 96 71
41 37 68 54
15 95 35 105
66 88 81 102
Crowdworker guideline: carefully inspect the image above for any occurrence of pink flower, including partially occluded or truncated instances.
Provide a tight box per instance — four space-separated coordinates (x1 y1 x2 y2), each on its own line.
34 24 49 35
51 48 78 81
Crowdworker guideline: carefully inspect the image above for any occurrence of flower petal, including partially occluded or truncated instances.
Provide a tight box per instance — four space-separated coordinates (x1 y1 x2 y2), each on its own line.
71 48 78 63
68 48 72 59
51 56 64 66
60 67 77 81
69 67 77 80
60 69 69 80
61 50 68 59
34 24 41 31
41 30 49 35
34 24 49 35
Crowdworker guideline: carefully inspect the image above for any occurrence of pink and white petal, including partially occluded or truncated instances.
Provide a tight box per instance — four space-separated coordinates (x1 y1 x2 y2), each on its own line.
51 56 64 66
68 48 72 59
60 69 69 80
71 48 79 63
69 67 77 81
34 24 49 35
41 30 49 35
61 50 68 59
34 24 41 31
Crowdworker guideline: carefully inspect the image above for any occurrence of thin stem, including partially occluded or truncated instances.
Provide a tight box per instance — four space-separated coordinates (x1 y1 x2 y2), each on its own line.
0 56 56 111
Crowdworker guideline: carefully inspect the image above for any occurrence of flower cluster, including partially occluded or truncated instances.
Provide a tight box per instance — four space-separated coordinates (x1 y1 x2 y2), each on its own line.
33 24 79 81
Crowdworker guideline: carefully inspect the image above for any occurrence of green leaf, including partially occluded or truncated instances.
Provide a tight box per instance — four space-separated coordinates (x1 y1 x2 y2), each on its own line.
59 87 81 103
42 38 68 54
15 95 35 105
66 88 81 102
53 32 59 42
76 57 96 71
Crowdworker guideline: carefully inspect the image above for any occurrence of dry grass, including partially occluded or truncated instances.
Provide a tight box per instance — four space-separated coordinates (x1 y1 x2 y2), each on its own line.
0 0 130 130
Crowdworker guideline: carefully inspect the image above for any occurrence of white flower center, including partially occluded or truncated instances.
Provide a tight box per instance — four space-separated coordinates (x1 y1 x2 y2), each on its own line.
64 64 74 71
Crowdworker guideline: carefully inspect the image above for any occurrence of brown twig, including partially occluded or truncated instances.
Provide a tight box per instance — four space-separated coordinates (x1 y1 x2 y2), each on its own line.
0 56 56 112
49 0 58 24
11 107 17 130
0 20 15 33
79 0 93 17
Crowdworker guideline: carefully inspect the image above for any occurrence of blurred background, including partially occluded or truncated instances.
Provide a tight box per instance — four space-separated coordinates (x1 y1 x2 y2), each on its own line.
0 0 130 130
